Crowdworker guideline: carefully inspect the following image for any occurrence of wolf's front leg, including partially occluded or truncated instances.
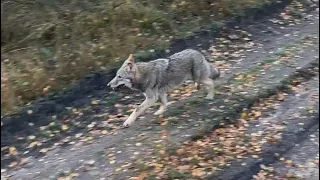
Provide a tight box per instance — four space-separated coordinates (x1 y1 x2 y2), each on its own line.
123 96 157 127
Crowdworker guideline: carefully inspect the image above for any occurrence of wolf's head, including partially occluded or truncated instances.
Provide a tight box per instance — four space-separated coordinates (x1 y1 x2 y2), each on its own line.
107 54 136 89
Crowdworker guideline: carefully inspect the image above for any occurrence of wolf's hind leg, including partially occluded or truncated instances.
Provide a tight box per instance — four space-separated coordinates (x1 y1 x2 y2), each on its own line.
192 69 201 90
201 78 215 100
154 93 167 115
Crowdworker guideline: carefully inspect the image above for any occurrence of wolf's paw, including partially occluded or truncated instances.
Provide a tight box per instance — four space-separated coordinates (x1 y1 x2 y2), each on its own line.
154 109 165 116
123 117 135 127
205 95 214 100
123 121 133 127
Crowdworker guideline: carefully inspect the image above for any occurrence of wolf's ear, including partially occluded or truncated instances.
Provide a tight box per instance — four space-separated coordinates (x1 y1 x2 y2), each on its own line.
125 54 134 64
124 54 135 72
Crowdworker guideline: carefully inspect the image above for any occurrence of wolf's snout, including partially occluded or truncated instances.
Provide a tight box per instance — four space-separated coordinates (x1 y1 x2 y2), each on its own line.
107 81 114 88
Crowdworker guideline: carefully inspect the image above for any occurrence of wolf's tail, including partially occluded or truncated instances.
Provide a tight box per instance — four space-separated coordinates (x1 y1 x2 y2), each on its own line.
201 50 220 80
210 66 220 80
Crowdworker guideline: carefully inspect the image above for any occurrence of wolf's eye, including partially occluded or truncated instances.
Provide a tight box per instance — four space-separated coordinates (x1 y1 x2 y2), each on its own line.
118 75 122 79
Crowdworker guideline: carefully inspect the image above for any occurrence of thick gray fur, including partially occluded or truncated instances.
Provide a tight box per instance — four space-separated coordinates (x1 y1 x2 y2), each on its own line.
108 49 220 127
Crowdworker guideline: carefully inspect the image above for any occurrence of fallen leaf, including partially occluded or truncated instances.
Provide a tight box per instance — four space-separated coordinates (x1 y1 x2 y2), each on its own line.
137 172 148 180
160 121 168 126
177 165 190 171
192 168 206 177
278 94 285 101
286 160 293 165
28 141 39 148
8 161 18 168
61 124 69 131
101 130 108 135
285 173 295 178
39 148 49 153
252 155 259 158
9 146 17 154
91 100 99 105
86 136 93 141
85 159 95 166
254 111 262 117
70 173 79 177
135 143 142 147
115 168 122 172
241 112 247 119
176 149 184 155
109 160 116 164
49 122 56 126
28 135 36 140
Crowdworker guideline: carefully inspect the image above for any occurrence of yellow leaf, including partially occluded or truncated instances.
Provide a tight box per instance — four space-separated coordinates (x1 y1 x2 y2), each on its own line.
70 173 79 177
246 74 253 78
236 74 244 79
109 160 116 164
115 168 122 172
28 141 39 148
160 121 167 126
278 94 285 101
286 160 293 164
135 143 142 147
27 110 33 114
241 112 247 119
49 122 56 126
86 136 93 141
9 146 16 154
296 2 303 7
28 135 36 140
101 130 108 134
91 100 99 105
61 124 69 131
309 109 315 113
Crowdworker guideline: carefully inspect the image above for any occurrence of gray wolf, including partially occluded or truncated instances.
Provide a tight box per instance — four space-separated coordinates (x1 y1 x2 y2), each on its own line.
107 49 220 127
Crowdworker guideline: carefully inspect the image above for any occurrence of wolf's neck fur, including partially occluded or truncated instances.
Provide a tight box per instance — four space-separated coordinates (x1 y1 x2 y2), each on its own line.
131 62 153 91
